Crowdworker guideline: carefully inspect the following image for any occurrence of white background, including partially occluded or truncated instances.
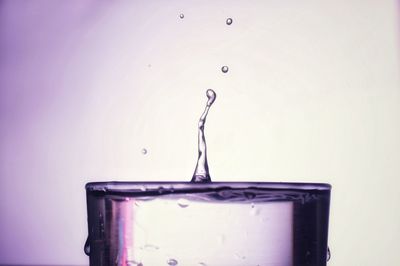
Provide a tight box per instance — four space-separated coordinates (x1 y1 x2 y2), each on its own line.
0 0 399 265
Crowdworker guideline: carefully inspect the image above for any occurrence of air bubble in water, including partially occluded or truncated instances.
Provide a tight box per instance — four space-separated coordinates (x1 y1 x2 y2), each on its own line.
226 18 233 25
250 206 260 216
234 253 246 260
167 258 178 265
221 66 229 73
127 260 143 266
177 198 190 208
141 244 159 251
179 13 184 19
141 148 148 155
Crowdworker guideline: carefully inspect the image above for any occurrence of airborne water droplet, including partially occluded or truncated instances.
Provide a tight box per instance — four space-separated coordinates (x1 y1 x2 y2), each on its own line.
177 198 190 208
221 66 229 73
226 18 233 25
167 258 178 265
141 148 148 155
179 13 184 19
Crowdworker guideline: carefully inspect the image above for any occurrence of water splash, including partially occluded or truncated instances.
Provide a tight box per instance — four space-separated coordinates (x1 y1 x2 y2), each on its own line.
191 89 216 182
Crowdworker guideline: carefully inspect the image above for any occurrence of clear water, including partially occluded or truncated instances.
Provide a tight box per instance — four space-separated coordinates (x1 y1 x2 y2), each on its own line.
85 182 330 266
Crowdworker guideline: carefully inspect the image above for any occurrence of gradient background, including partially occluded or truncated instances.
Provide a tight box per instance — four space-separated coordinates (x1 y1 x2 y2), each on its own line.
0 0 399 265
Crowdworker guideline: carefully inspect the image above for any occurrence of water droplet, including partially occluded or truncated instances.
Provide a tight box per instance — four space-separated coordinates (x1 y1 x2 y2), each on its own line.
158 186 165 194
234 253 246 260
141 148 148 155
179 13 184 19
221 66 229 73
206 89 216 106
177 198 190 208
198 263 207 266
250 205 260 216
127 260 143 266
226 18 233 25
125 197 130 201
244 191 256 200
327 246 331 261
84 236 90 255
141 244 159 251
167 258 178 265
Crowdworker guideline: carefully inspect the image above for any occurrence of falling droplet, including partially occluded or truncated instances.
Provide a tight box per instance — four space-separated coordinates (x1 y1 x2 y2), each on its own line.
167 258 178 265
191 89 217 182
221 66 229 73
179 13 184 19
141 148 148 155
226 18 233 25
84 236 90 255
177 198 190 208
327 246 331 261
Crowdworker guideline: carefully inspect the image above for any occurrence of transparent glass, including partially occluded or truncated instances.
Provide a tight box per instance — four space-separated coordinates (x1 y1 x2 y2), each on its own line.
85 182 331 266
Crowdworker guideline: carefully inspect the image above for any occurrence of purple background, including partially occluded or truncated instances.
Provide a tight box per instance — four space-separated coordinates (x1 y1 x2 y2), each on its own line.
1 1 400 265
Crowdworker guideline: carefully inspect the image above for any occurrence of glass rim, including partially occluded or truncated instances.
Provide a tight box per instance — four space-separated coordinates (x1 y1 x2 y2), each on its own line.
86 181 331 192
